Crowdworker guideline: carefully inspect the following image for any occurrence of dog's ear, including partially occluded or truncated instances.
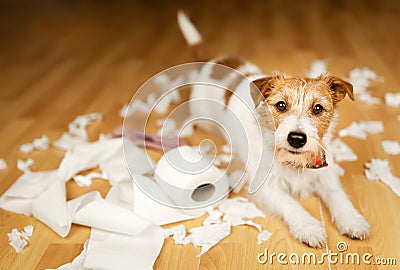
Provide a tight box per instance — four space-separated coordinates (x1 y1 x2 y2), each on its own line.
328 76 354 103
250 77 274 107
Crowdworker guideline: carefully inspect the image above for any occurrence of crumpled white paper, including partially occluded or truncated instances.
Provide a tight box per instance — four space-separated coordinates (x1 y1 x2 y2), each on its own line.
163 224 190 245
17 158 34 173
0 158 7 170
381 140 400 155
7 225 34 253
365 159 400 197
385 92 400 107
330 138 358 162
338 121 384 139
19 135 50 154
306 60 327 78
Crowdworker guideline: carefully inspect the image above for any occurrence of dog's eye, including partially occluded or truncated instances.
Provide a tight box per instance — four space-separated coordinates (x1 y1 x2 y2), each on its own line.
275 101 287 112
312 104 324 114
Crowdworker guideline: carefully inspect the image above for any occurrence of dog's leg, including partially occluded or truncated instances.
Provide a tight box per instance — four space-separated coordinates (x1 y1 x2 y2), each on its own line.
254 185 327 248
316 170 370 239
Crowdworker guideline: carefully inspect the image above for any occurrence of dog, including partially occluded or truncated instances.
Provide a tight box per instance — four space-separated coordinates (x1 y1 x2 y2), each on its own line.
177 11 369 248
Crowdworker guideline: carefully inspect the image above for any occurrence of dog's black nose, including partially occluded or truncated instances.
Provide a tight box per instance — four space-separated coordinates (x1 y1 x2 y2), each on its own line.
287 132 307 148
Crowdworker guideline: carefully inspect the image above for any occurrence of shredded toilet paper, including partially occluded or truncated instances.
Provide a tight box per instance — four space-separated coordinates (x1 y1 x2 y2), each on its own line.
338 121 384 139
73 171 108 187
17 158 34 173
0 158 7 170
365 159 400 197
306 60 327 78
347 67 382 104
19 135 50 154
218 197 266 226
385 92 400 107
330 138 358 162
57 240 89 270
69 113 102 141
156 118 178 136
257 230 272 244
7 225 34 253
163 225 190 245
381 140 400 155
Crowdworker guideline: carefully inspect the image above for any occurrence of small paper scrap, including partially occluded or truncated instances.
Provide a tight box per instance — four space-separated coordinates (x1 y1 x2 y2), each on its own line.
163 225 189 245
347 67 381 94
156 118 178 136
331 138 358 162
17 158 34 173
358 92 380 105
385 92 400 108
339 121 384 139
381 140 400 155
69 113 102 141
306 60 327 78
365 159 400 197
19 135 50 154
73 171 108 187
257 230 272 244
0 158 7 170
7 225 34 253
218 197 266 226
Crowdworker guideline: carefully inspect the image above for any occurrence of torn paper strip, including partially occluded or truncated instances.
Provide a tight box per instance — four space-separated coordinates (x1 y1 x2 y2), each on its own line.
306 60 327 78
330 138 358 162
0 158 7 170
156 118 178 136
128 93 156 115
203 207 223 226
338 121 384 139
257 230 272 244
53 133 87 151
365 159 400 197
385 92 400 107
69 113 102 141
17 158 34 173
57 240 89 270
381 140 400 155
187 222 231 257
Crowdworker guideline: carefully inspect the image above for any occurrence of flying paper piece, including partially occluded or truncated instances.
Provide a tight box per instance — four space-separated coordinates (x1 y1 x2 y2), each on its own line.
68 113 102 141
306 60 327 78
257 230 272 244
385 92 400 107
17 158 34 173
381 140 400 155
0 158 7 170
111 126 187 151
7 225 34 253
330 138 358 162
19 135 50 154
365 159 400 197
338 121 384 139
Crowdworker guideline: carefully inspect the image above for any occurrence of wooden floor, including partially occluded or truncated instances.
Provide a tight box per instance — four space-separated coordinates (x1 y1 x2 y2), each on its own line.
0 1 400 269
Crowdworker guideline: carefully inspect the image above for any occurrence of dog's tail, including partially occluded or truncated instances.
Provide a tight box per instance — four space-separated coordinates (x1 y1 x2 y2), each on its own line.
177 10 209 61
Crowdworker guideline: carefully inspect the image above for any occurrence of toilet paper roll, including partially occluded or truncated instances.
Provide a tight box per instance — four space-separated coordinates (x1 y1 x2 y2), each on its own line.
154 145 229 209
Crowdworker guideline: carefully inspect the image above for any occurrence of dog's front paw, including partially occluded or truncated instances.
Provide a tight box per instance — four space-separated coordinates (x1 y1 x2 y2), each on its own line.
291 220 327 248
336 213 370 239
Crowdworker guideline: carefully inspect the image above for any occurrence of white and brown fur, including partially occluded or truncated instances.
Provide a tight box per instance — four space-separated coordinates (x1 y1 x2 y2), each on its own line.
178 11 369 247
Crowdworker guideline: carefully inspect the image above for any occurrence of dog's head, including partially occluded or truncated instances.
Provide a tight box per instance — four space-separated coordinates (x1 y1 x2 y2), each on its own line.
251 73 354 169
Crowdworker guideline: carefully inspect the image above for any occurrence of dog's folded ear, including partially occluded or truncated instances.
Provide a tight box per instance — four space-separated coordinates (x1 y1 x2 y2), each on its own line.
250 77 274 108
327 76 354 103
